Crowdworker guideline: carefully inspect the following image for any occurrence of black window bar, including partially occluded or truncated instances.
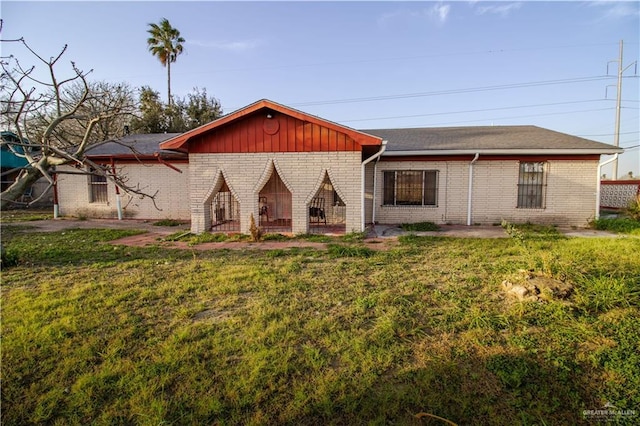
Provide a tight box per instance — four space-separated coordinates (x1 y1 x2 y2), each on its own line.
517 162 546 209
89 167 108 203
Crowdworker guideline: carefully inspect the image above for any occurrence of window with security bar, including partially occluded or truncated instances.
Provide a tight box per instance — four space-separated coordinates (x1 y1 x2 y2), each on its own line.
383 170 438 206
517 162 546 209
88 166 108 203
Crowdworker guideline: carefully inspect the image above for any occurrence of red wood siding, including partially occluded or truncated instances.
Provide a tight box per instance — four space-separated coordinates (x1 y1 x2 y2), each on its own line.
189 112 362 153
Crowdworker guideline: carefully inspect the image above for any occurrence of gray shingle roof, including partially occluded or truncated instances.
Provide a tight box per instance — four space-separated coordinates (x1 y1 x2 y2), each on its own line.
89 126 622 158
86 133 183 157
361 125 621 154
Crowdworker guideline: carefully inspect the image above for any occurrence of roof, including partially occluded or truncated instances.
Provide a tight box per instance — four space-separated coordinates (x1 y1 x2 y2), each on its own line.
86 133 185 159
362 125 623 155
1 131 36 169
160 99 382 151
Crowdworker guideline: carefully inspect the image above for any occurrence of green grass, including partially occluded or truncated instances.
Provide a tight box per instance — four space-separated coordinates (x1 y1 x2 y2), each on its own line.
401 221 440 232
0 209 53 223
2 226 639 425
590 217 640 235
152 218 186 227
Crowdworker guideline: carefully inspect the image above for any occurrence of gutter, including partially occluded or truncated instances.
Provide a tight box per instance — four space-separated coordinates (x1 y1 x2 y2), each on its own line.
383 148 623 156
361 140 387 231
595 154 619 220
467 153 480 226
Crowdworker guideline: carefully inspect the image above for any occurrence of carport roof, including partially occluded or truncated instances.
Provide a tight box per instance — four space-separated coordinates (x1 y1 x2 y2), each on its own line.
86 133 186 159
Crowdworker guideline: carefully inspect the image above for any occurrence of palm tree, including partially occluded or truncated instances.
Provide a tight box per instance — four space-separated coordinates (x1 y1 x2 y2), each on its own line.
146 18 185 106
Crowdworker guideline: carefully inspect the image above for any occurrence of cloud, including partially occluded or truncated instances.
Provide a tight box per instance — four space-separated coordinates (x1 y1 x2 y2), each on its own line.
474 2 523 17
588 1 640 20
188 39 264 52
378 2 451 27
430 3 451 23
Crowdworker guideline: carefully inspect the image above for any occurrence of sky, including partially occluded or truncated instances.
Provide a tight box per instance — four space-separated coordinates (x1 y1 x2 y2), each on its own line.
2 1 639 177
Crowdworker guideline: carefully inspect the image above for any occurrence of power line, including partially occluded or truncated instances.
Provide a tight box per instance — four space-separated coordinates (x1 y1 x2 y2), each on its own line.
356 107 615 128
340 99 607 123
166 42 629 77
287 76 614 107
578 131 639 137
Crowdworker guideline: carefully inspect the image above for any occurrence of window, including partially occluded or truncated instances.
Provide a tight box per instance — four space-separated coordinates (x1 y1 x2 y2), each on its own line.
89 166 108 203
383 170 438 206
517 162 546 208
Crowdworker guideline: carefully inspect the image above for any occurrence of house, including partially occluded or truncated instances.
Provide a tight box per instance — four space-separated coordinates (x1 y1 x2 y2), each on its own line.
55 133 189 219
158 99 622 234
56 99 622 232
362 126 622 228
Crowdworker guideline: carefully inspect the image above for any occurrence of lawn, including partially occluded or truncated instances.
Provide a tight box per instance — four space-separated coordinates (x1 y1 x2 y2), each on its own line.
1 224 639 425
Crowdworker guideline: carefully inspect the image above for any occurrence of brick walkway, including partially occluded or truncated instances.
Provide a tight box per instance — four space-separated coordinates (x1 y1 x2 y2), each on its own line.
8 218 624 252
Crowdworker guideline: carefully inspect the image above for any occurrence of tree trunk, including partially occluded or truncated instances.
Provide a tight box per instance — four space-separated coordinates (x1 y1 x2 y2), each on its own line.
0 165 46 210
167 60 172 106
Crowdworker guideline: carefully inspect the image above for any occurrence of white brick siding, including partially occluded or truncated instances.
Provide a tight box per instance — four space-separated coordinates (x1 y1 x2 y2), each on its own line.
189 152 362 234
56 156 601 230
56 162 190 220
375 159 599 227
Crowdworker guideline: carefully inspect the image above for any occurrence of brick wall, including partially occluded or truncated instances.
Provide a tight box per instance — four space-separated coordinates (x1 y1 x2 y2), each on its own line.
55 156 601 228
375 159 599 227
189 152 362 234
56 162 190 220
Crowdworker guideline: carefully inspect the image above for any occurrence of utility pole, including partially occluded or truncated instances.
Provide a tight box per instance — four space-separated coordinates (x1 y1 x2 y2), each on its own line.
613 41 623 180
608 40 638 180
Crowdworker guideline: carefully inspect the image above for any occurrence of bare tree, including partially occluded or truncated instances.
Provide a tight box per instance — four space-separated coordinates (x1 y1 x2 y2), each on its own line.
1 36 155 209
27 80 137 149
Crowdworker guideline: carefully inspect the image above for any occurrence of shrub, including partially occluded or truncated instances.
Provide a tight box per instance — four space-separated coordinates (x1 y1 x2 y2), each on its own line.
1 243 19 268
626 194 640 221
249 213 262 242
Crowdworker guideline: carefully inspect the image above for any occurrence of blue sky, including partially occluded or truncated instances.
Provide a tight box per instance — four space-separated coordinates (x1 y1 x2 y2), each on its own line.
2 1 639 177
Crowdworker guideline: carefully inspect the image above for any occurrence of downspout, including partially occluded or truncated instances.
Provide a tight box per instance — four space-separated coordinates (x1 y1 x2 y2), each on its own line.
111 158 123 221
53 172 59 219
595 153 619 220
361 140 387 232
372 153 383 225
467 153 480 226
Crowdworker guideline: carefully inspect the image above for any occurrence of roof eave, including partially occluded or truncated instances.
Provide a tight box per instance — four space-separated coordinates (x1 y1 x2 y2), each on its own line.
382 148 624 156
87 152 188 161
